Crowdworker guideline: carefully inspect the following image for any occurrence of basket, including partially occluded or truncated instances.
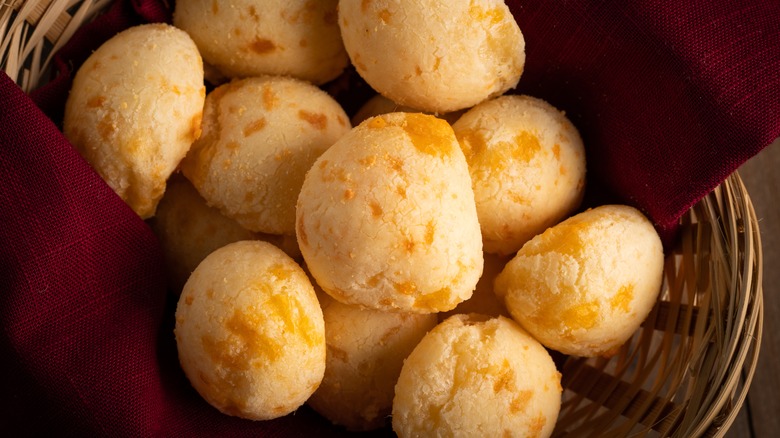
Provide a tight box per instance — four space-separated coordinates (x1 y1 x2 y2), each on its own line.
1 1 764 437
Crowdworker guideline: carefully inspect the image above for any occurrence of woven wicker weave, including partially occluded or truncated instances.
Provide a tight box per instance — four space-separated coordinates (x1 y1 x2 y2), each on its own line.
556 174 762 437
1 1 763 437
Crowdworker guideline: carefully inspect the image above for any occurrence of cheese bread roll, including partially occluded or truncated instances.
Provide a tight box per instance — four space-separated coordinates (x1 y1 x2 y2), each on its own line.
175 241 325 420
296 112 483 313
393 314 561 437
64 23 205 218
453 95 586 255
308 292 437 431
495 205 665 357
174 0 347 84
338 0 525 112
181 76 350 235
151 174 301 294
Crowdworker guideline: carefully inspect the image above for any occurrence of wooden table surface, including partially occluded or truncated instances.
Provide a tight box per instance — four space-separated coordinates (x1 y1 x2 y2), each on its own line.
726 137 780 438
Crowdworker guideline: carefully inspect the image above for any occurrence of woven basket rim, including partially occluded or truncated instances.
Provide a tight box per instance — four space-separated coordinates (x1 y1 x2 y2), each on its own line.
1 2 764 437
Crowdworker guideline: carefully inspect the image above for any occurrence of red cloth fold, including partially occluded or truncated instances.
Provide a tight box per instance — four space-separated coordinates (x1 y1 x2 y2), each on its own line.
509 0 780 239
1 0 778 436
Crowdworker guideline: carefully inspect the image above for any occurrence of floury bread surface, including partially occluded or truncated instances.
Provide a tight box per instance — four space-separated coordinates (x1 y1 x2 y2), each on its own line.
174 241 325 420
392 314 561 437
338 0 525 113
495 205 665 357
63 23 205 218
453 95 586 255
174 0 347 84
296 113 483 313
181 76 350 235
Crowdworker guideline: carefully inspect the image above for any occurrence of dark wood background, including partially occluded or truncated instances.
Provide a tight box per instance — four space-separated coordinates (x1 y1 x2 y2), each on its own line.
727 138 780 438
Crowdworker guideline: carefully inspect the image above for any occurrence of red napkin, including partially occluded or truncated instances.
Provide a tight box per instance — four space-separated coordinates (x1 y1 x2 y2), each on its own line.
1 0 778 436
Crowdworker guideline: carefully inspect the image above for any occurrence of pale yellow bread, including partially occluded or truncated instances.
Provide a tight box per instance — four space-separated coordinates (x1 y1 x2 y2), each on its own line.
308 292 437 431
495 205 665 357
296 112 483 313
453 94 586 255
174 241 325 420
392 314 561 437
180 76 350 235
338 0 525 113
64 23 205 218
173 0 348 84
